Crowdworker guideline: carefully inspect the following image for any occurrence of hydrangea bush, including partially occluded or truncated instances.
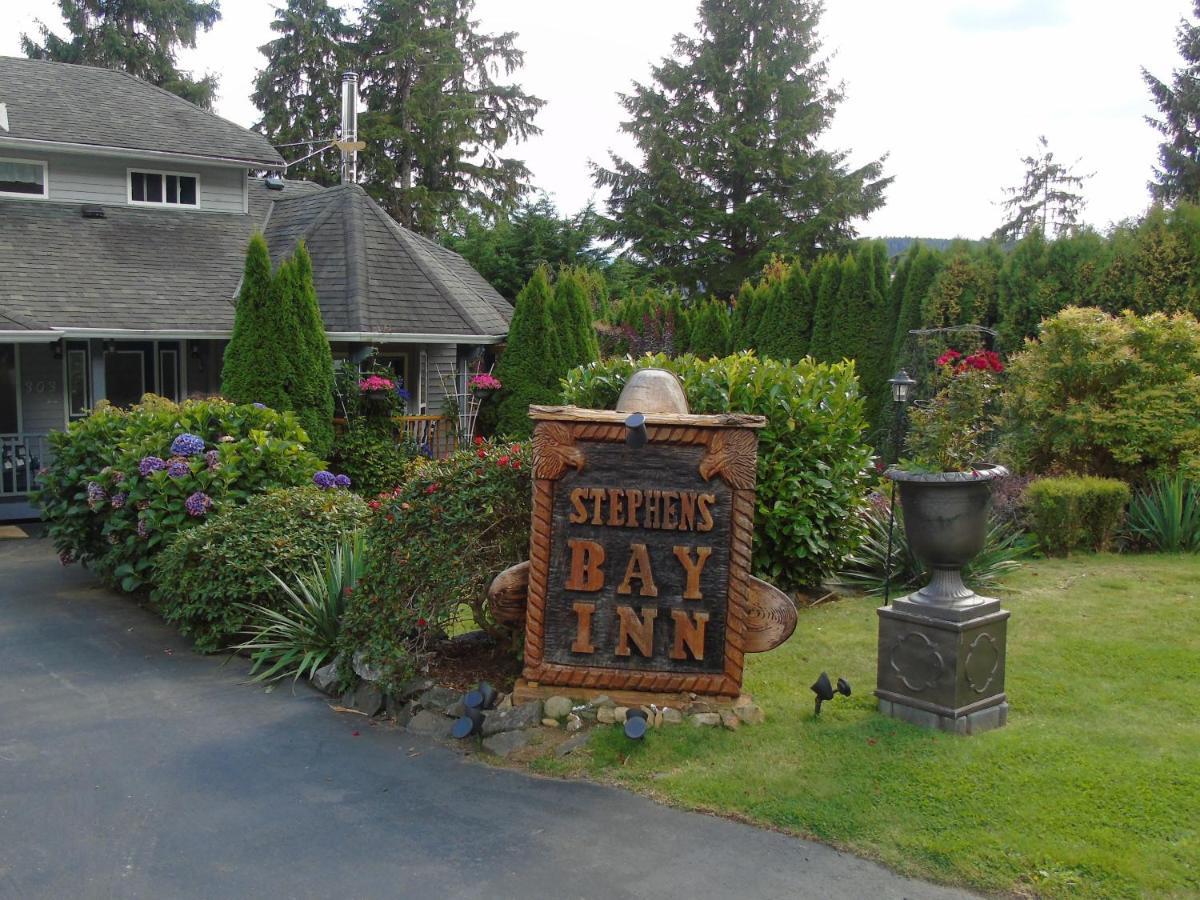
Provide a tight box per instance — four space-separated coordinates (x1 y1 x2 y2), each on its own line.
35 396 325 592
338 437 531 688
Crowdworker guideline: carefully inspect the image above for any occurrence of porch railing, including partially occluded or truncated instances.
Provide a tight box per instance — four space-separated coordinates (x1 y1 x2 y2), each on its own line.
333 415 457 460
1 433 49 498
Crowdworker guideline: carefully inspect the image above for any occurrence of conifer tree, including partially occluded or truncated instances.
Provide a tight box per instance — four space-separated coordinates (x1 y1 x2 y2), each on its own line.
495 267 563 437
222 235 296 413
890 245 944 371
554 267 599 370
688 301 732 358
993 136 1091 243
807 254 841 360
823 253 860 362
738 282 766 352
289 242 335 457
22 0 220 107
1144 1 1200 203
252 0 349 186
778 262 815 360
593 0 891 294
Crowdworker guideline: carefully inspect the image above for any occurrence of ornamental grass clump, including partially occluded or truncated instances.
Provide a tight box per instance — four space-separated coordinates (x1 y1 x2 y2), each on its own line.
902 348 1004 474
338 437 532 689
35 396 323 593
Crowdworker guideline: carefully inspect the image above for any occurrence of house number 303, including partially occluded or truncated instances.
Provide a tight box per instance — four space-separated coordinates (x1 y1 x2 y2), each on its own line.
24 380 57 393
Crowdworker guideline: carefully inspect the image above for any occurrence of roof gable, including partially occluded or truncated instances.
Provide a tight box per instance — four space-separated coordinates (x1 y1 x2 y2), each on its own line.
0 56 282 167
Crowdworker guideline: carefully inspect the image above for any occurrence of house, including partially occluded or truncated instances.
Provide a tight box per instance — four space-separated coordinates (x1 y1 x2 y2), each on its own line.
0 57 512 518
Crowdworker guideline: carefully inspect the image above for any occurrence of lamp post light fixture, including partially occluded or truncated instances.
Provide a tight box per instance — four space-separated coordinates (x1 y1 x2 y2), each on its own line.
884 369 916 607
888 368 916 404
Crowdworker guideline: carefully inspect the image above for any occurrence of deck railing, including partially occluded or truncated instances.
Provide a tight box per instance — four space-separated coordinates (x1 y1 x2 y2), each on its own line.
333 415 457 460
1 433 49 498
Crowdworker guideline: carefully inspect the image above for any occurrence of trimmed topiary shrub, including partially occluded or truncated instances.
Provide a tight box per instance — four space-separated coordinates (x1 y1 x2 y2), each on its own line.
562 351 872 591
152 486 370 651
330 422 419 498
34 396 325 592
494 266 564 438
1024 475 1131 555
340 438 532 688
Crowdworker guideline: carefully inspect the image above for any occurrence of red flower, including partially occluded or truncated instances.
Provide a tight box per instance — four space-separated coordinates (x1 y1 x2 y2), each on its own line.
417 618 427 628
936 349 962 367
477 448 487 459
385 514 395 523
343 586 353 597
368 500 381 510
511 459 521 469
473 435 485 446
425 483 439 494
510 443 521 453
497 455 510 466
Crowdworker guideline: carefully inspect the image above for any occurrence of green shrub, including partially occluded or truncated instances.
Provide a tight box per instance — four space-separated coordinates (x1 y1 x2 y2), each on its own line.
562 351 872 591
35 396 325 592
495 266 565 438
331 422 419 497
1003 307 1200 482
1125 476 1200 553
340 438 532 688
152 486 370 650
1024 476 1131 555
234 533 365 683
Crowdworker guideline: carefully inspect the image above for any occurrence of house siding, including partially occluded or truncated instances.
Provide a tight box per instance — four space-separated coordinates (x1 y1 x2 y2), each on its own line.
12 150 247 212
422 343 458 415
17 343 65 434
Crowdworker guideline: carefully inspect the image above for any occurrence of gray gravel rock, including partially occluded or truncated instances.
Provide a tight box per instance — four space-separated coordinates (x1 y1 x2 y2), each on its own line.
555 730 593 757
416 686 461 713
407 709 451 737
310 661 338 695
351 649 383 683
543 695 573 719
353 681 385 717
481 701 543 737
392 677 435 702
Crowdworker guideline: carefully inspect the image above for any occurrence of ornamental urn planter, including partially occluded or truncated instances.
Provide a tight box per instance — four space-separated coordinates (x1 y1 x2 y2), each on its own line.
875 463 1011 735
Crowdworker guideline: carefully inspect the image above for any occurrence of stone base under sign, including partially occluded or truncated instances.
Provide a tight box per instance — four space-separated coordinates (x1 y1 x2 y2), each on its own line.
512 678 748 711
878 697 1009 735
875 597 1010 735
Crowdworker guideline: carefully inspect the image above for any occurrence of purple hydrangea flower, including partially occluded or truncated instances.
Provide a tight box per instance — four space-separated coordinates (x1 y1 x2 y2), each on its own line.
136 518 150 539
86 481 107 509
170 433 206 457
185 492 213 517
139 456 167 476
110 492 128 510
167 457 190 479
204 449 221 471
313 470 337 490
111 470 126 484
334 474 352 489
252 402 267 409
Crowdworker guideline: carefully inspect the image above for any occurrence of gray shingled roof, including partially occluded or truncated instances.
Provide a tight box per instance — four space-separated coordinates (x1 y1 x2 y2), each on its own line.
264 184 512 337
0 179 512 339
0 56 282 167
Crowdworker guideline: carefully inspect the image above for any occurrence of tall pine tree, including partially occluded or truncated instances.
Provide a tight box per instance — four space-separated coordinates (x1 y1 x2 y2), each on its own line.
494 267 563 437
22 0 221 108
356 0 544 235
252 0 349 186
593 0 890 295
807 253 841 360
289 242 335 457
1144 1 1200 203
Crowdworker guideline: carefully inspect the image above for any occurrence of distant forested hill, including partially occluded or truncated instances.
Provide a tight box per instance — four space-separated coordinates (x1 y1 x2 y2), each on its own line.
878 236 962 257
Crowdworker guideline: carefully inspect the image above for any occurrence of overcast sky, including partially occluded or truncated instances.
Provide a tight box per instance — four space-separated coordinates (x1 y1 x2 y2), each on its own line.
2 0 1192 238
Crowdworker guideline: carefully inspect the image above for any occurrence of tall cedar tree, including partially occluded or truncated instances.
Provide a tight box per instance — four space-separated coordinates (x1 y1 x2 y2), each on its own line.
993 136 1091 243
356 0 544 236
22 0 220 108
553 267 599 370
593 0 891 296
890 244 944 372
252 0 349 186
289 242 336 457
494 267 563 437
806 253 841 360
688 300 733 358
1145 1 1200 203
222 235 297 413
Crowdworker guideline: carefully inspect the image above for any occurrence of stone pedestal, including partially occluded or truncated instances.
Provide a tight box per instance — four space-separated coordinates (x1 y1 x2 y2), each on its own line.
876 596 1010 735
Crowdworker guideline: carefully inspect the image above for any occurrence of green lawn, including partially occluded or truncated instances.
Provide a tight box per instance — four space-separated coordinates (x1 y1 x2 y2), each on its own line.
531 555 1200 898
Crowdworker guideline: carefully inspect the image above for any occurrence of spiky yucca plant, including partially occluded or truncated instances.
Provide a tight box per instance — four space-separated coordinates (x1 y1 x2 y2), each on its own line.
234 533 365 683
1126 476 1200 553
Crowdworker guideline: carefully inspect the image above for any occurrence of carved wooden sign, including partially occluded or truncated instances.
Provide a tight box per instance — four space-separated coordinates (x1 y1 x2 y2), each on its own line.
521 405 767 697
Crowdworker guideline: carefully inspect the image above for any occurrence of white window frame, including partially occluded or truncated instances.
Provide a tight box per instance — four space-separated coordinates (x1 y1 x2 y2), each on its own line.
66 346 91 419
127 168 201 208
0 157 49 200
157 347 179 401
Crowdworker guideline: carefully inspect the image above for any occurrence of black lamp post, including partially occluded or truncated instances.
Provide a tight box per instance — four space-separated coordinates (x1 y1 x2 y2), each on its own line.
884 369 916 606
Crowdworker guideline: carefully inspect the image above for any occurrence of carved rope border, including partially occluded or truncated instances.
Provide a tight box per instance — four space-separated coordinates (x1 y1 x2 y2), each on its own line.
522 419 757 697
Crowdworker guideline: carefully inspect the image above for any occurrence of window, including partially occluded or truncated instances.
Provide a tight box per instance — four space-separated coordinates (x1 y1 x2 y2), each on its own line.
0 344 17 432
67 345 90 418
104 350 145 408
0 158 47 198
129 170 198 207
158 348 178 401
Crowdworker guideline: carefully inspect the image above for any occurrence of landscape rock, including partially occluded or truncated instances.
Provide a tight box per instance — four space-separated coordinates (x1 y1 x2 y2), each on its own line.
542 718 560 728
353 681 385 717
481 701 543 737
386 695 415 726
565 713 583 732
613 706 629 724
543 695 574 719
497 694 514 710
392 676 435 702
588 695 615 709
408 709 451 737
685 700 716 716
351 649 383 684
447 700 466 718
720 711 741 731
690 713 722 727
482 730 530 758
310 661 339 695
661 707 683 725
653 709 664 729
555 730 593 757
416 686 461 713
733 700 766 725
596 706 615 725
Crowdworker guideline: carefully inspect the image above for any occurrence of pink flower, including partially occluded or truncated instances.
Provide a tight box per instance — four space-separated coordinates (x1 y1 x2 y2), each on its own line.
469 373 502 391
358 375 395 392
497 455 510 466
936 349 962 367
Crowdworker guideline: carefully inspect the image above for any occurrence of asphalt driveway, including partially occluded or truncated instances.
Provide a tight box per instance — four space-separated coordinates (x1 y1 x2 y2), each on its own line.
0 534 970 899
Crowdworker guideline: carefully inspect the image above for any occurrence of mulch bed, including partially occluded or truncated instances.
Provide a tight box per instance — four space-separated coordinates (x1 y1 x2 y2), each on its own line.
426 631 522 694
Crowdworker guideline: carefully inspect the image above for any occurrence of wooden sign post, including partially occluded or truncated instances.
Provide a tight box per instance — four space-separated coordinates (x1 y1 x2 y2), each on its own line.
515 403 769 701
